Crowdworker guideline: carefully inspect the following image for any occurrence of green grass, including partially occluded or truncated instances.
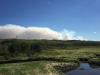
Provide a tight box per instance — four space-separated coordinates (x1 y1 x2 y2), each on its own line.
0 47 100 75
33 47 100 62
0 61 60 75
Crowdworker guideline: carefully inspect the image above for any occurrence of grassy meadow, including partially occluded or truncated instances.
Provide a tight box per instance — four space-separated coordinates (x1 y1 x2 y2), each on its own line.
0 40 100 75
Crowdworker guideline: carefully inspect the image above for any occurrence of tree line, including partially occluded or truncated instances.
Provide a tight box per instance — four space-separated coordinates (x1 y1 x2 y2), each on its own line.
0 39 100 61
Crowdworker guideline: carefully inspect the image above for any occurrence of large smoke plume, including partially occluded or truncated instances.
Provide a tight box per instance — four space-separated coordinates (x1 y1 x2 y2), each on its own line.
0 24 85 40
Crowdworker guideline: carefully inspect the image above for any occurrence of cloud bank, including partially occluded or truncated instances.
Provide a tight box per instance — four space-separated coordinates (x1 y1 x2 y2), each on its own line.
0 24 86 40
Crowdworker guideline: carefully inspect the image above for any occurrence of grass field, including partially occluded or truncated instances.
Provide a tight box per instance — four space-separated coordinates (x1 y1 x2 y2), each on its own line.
0 47 100 75
0 61 58 75
33 47 100 62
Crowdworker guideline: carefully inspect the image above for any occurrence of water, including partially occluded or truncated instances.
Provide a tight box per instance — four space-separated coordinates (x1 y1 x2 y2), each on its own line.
65 63 100 75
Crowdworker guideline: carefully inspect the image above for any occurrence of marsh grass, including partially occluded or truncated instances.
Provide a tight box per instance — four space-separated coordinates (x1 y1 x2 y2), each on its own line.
33 47 100 62
0 61 60 75
0 47 100 75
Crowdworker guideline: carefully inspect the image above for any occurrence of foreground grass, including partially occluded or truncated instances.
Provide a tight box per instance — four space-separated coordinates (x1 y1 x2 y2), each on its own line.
0 61 60 75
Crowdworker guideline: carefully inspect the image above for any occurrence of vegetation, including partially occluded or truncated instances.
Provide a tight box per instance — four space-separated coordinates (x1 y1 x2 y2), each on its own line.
0 39 100 61
0 39 100 75
0 61 60 75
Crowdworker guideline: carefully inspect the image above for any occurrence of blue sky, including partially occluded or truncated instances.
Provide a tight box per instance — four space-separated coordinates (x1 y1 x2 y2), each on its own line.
0 0 100 40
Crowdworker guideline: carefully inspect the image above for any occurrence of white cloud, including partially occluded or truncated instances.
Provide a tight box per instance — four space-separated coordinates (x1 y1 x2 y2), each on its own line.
93 32 97 34
0 24 86 40
60 29 86 40
0 24 59 40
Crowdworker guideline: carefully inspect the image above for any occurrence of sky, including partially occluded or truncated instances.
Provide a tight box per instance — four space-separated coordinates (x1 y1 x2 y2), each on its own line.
0 0 100 40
